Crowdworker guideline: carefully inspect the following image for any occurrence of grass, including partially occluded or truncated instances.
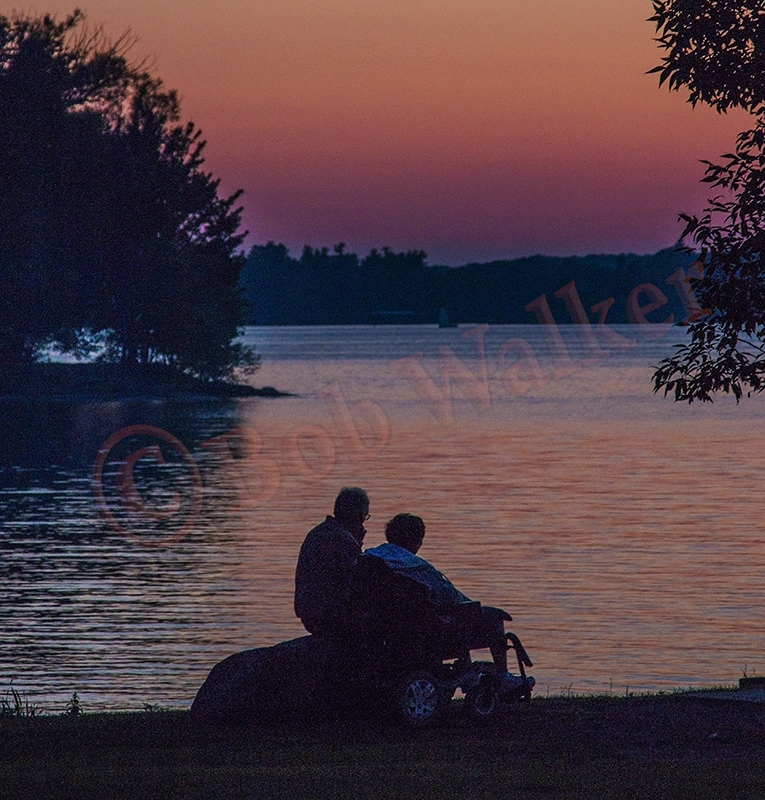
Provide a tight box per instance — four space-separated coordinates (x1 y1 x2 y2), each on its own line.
0 685 40 718
1 693 765 800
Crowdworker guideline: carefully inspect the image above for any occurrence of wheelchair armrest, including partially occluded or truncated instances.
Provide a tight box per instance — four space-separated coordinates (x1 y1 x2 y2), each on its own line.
456 601 512 622
446 600 482 626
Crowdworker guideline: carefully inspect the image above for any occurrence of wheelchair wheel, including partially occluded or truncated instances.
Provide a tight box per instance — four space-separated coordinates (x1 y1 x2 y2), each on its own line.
463 684 498 720
394 670 445 727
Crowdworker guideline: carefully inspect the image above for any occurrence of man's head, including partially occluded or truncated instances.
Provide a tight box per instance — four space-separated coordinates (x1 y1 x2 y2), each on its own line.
333 487 369 543
385 513 425 554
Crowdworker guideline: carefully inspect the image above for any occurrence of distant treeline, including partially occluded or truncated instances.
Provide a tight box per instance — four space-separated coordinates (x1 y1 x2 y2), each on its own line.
240 242 697 325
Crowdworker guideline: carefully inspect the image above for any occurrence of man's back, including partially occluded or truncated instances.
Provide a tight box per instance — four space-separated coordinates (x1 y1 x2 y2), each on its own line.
294 515 361 637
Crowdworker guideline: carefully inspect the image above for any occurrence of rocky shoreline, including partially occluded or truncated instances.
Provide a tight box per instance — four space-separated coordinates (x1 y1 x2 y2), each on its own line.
0 363 290 402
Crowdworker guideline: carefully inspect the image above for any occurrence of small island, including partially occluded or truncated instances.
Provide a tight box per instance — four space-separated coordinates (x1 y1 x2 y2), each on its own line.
0 13 266 400
0 363 289 403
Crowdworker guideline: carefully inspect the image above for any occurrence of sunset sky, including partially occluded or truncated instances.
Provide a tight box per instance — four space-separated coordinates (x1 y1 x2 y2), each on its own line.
8 1 752 264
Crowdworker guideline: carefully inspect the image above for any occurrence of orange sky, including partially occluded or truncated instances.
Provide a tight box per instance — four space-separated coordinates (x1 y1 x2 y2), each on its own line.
8 1 752 263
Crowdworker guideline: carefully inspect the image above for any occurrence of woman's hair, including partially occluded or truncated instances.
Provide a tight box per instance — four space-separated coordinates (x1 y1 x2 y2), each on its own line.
385 513 425 552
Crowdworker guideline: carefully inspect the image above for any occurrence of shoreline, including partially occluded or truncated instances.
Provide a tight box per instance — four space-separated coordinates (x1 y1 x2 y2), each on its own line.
0 362 292 402
2 693 765 799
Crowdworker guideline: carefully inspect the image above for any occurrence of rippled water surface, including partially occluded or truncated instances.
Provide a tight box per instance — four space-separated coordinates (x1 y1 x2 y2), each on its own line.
2 324 765 710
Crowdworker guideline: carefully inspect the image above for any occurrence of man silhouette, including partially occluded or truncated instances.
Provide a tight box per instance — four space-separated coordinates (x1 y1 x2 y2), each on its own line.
294 487 369 638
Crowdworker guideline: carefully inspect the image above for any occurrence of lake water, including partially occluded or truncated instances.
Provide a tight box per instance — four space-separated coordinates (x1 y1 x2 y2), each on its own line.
2 323 765 712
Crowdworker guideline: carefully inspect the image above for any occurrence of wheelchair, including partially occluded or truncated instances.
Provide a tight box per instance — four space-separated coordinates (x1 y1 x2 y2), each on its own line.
351 553 535 727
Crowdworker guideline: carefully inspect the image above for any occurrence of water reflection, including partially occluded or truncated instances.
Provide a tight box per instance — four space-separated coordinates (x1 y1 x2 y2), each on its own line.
0 398 265 710
2 326 765 710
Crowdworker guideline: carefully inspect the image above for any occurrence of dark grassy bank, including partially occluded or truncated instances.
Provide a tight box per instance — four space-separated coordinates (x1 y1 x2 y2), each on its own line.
2 695 765 800
0 363 288 402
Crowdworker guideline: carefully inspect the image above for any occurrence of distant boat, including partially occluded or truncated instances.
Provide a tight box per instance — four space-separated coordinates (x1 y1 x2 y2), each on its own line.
438 307 457 328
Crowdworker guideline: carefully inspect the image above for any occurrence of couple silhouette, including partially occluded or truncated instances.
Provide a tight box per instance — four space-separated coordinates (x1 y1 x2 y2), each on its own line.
294 487 527 695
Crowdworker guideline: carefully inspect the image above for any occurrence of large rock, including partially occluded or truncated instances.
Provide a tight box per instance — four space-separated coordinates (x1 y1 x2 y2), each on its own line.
189 636 356 723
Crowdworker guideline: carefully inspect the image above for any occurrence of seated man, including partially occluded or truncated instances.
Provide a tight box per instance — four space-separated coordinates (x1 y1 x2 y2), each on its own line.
294 487 369 638
360 513 527 693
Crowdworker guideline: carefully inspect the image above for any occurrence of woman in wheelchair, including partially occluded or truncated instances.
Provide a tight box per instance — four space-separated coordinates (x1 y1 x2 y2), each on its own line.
352 513 529 697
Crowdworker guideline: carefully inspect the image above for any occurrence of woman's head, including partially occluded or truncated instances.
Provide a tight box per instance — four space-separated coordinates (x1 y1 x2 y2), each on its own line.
384 513 425 554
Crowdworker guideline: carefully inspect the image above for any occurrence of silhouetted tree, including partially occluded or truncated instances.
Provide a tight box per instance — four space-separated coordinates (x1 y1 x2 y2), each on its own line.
0 11 255 379
0 11 120 364
92 76 253 378
650 1 765 401
650 0 765 112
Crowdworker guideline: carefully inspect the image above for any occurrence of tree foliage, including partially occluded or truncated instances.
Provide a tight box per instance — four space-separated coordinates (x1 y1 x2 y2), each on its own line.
650 1 765 402
0 11 255 379
649 0 765 112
